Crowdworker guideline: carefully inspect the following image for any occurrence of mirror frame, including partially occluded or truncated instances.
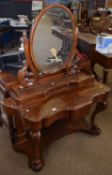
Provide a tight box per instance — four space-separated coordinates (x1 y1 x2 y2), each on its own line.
26 4 77 74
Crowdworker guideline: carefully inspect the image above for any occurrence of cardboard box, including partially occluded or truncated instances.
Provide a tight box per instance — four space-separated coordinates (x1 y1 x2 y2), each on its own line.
96 34 112 54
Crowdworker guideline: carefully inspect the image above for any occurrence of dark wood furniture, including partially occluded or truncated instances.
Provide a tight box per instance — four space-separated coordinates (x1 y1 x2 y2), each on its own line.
0 4 110 172
93 52 112 83
78 32 112 84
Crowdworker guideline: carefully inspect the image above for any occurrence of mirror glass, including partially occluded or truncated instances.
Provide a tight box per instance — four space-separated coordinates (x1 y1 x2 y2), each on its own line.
31 7 73 74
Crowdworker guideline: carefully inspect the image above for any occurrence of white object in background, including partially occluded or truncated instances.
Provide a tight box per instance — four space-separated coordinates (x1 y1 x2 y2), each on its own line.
96 34 112 54
50 48 61 62
19 43 24 52
32 1 43 11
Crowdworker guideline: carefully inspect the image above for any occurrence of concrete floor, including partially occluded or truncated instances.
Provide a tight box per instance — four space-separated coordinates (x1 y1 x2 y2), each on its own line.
0 64 112 175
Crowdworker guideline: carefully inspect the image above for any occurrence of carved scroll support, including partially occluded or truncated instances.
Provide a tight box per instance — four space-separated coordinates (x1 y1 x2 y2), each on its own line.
69 97 108 136
89 101 107 135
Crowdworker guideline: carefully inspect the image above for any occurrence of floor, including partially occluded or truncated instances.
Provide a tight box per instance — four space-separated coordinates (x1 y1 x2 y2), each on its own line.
0 63 112 175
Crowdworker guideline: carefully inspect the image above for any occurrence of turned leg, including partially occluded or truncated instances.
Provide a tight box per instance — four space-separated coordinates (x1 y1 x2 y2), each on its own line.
103 69 109 84
90 101 107 135
91 62 99 80
28 129 44 172
0 91 9 127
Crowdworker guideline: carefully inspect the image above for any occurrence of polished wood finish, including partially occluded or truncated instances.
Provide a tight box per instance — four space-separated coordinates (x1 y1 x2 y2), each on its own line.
0 5 111 172
1 72 110 171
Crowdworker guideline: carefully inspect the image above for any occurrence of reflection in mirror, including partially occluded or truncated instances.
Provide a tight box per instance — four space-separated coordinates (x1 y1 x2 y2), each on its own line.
32 7 73 74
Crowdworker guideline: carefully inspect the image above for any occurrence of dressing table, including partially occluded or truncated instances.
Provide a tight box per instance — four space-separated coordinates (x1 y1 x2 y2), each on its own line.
0 4 110 172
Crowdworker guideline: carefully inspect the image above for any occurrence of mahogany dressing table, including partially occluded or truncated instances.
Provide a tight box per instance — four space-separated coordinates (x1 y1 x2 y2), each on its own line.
0 4 110 172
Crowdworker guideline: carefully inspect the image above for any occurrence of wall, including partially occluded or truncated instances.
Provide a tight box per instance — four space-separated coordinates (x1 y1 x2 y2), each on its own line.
0 0 32 19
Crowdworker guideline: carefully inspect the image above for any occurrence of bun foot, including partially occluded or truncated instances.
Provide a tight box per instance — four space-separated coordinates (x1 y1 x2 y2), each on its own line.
90 125 101 136
30 160 44 172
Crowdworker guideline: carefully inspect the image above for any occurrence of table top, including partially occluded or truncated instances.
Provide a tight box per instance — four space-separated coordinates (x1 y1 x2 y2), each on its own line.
2 79 110 123
78 32 96 45
98 52 112 58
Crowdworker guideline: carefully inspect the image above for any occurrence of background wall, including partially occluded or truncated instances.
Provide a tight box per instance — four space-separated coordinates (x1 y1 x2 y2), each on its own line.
0 0 32 19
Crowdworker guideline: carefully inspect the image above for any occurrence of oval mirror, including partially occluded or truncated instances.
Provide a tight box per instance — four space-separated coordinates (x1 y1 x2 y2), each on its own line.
30 4 76 74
